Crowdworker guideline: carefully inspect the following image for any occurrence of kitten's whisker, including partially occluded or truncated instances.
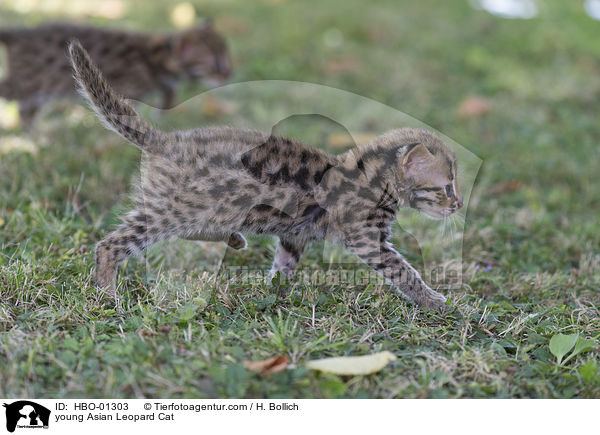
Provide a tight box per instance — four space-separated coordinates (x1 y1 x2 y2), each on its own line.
452 215 458 240
441 216 447 238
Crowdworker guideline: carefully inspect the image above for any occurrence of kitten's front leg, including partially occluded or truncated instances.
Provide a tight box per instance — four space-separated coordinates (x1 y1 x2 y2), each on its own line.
344 232 447 311
268 238 306 296
270 238 306 279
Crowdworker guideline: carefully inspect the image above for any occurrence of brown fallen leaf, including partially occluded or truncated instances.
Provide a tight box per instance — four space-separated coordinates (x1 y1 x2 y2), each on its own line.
457 96 492 118
158 325 172 334
243 355 290 375
138 325 171 337
138 328 158 337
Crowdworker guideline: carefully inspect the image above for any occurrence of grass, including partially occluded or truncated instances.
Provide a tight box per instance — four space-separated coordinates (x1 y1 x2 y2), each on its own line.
0 0 599 398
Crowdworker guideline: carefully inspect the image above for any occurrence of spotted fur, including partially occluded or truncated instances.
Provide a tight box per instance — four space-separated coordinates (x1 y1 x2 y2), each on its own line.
69 41 463 311
0 21 230 127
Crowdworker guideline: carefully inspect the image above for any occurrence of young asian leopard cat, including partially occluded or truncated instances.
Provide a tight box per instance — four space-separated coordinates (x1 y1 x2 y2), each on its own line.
0 21 230 127
68 41 463 311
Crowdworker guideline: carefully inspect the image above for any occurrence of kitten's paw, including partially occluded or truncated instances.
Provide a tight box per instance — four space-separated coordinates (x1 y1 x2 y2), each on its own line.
93 272 117 300
420 289 448 312
227 232 247 250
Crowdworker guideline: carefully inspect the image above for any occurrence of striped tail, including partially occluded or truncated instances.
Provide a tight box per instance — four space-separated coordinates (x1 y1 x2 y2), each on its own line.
68 40 169 154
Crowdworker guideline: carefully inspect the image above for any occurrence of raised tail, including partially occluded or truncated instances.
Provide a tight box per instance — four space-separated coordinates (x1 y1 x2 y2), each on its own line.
68 40 168 154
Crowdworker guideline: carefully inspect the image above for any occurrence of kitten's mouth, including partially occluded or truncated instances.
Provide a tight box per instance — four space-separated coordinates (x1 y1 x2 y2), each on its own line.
418 206 457 220
409 194 455 220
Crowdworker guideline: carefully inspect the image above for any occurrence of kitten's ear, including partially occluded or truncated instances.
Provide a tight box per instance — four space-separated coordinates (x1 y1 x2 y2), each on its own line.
402 143 434 176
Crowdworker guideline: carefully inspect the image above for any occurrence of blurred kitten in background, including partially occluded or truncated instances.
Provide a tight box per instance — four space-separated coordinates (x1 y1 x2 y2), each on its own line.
0 21 231 128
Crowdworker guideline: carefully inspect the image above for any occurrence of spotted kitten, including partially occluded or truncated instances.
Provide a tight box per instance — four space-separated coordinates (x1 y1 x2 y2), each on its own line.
0 22 230 127
69 41 463 311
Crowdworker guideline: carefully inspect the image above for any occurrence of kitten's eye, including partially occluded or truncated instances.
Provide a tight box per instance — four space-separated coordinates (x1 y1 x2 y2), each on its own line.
445 184 453 198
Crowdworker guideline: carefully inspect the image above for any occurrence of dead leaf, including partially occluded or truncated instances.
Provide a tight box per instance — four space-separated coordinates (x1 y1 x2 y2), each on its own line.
457 96 492 118
139 325 171 337
306 351 397 375
159 325 172 334
243 355 290 375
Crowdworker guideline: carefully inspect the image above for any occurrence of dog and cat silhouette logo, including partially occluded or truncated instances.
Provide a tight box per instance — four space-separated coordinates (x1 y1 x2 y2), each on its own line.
3 401 50 432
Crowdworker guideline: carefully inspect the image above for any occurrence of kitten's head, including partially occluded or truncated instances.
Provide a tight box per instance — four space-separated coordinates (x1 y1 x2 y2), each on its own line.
392 129 463 219
171 21 231 81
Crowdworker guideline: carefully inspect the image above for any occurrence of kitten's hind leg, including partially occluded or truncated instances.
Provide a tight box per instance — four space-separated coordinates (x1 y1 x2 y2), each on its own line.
183 231 247 250
94 211 160 299
270 238 306 279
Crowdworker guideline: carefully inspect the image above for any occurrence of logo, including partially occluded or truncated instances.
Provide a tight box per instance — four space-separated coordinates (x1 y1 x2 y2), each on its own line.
2 401 50 433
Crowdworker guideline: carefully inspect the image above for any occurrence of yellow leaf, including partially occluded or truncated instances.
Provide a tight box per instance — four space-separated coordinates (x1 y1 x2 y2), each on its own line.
171 3 196 29
0 217 4 228
243 355 289 375
306 351 397 375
